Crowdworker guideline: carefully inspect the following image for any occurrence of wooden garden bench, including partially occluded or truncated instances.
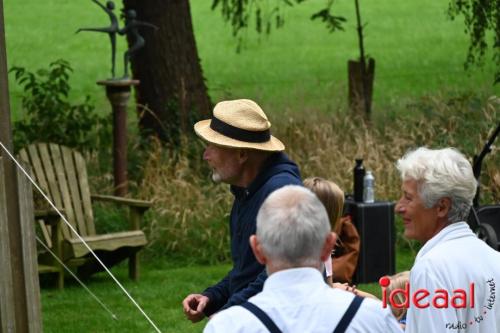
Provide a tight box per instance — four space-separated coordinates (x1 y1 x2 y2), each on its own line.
19 143 151 287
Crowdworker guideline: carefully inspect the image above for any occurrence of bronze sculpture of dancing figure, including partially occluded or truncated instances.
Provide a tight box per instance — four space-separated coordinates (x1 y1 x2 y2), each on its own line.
119 9 158 78
76 0 119 78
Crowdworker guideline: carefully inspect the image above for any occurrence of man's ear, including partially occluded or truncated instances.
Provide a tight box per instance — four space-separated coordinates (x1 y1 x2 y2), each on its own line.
250 235 267 265
320 232 337 262
436 197 452 219
237 149 249 165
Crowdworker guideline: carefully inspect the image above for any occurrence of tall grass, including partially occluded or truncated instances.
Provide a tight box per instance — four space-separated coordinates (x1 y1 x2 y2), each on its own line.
139 138 232 263
118 94 499 264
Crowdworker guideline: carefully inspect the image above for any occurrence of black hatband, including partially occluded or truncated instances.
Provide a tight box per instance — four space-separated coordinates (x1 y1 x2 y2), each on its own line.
210 116 270 143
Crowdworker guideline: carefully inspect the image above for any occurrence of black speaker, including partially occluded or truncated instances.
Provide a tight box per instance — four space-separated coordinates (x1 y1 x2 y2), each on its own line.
345 200 396 284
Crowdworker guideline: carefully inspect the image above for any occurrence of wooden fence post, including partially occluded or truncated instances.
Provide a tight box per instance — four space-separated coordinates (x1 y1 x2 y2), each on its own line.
0 0 43 330
0 161 43 333
0 158 16 332
17 162 43 332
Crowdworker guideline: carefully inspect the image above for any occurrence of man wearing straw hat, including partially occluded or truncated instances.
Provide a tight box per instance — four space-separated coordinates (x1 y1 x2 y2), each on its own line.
182 99 302 322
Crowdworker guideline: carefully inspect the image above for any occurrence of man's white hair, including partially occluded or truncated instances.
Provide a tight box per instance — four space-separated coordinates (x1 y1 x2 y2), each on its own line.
256 185 330 268
396 147 477 223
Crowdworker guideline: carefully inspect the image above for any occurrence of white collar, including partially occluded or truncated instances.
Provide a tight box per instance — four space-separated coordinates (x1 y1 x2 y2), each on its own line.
263 267 324 291
416 221 475 261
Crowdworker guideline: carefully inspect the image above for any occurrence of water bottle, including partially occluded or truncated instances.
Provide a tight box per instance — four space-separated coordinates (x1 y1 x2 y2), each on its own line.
353 159 365 202
363 171 375 203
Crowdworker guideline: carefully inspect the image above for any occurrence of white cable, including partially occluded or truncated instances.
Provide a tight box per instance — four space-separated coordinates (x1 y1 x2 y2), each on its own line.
0 142 162 333
35 235 117 320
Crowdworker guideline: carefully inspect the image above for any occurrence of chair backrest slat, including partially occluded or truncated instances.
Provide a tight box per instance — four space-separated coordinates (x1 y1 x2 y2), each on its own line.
25 145 50 202
18 150 30 172
48 144 78 238
37 144 64 213
60 146 88 237
73 150 95 235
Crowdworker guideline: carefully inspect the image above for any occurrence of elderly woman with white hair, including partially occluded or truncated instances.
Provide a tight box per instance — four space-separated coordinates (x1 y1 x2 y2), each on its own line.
396 147 500 333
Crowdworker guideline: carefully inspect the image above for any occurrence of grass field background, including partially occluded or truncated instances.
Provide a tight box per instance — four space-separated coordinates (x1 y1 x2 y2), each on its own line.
4 0 497 121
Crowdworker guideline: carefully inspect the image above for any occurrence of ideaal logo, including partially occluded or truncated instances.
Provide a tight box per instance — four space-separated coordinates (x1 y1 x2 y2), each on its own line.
378 277 496 330
379 276 475 310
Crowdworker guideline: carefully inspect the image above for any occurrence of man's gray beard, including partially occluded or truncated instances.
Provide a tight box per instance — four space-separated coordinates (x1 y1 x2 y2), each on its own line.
211 171 222 183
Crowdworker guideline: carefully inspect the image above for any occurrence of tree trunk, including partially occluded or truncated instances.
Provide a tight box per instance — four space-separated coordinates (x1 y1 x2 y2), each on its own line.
123 0 211 142
348 58 375 117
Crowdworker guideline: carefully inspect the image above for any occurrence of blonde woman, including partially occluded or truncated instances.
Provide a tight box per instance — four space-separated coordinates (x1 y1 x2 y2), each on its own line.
304 177 345 287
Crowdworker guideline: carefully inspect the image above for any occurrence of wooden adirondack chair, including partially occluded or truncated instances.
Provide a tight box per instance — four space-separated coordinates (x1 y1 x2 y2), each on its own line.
19 143 151 287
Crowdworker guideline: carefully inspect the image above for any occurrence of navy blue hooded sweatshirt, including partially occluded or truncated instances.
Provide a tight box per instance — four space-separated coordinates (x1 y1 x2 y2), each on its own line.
202 152 302 316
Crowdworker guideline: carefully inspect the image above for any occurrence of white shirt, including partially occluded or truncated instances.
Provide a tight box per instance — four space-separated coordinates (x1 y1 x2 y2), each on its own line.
407 222 500 333
204 267 402 333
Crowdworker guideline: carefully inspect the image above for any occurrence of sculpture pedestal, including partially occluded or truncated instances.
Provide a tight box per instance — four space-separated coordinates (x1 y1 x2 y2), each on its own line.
97 79 139 197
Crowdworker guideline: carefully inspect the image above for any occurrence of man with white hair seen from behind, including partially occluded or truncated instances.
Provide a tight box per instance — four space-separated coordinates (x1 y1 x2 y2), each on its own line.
204 185 402 333
396 147 500 333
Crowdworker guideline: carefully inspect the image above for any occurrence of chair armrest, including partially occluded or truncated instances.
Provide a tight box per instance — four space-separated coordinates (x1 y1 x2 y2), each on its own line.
34 209 64 226
34 209 63 250
91 194 152 210
91 195 152 231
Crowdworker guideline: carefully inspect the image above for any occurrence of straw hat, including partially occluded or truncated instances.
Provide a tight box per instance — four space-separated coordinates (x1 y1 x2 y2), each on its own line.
194 99 285 151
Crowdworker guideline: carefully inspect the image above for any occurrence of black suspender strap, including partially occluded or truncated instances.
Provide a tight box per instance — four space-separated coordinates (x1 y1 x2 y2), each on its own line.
240 302 282 333
333 295 365 333
240 296 364 333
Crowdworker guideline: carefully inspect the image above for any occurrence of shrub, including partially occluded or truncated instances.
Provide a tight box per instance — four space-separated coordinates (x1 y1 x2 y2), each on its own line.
10 59 109 152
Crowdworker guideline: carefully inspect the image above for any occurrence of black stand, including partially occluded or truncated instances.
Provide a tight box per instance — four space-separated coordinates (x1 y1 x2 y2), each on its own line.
345 200 396 284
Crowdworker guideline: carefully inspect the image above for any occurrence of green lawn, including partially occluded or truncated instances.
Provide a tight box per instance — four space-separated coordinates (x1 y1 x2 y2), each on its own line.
40 249 415 332
4 0 497 121
41 263 224 333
